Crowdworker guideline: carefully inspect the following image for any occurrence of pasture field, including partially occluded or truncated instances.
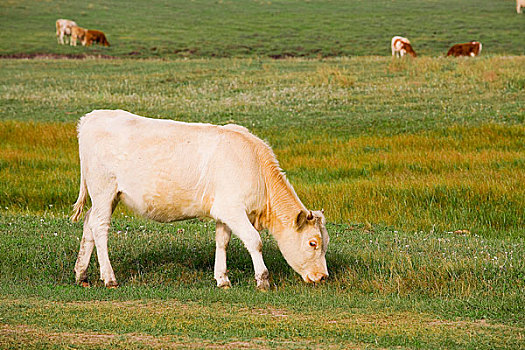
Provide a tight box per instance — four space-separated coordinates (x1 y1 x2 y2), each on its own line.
0 56 524 348
1 57 524 236
1 0 524 58
0 214 524 349
1 0 525 347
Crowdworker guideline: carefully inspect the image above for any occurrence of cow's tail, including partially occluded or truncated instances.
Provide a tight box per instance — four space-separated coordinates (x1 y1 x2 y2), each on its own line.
70 169 87 222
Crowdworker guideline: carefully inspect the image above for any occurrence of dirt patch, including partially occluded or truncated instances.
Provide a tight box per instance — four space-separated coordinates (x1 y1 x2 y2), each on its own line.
0 53 118 60
268 53 296 59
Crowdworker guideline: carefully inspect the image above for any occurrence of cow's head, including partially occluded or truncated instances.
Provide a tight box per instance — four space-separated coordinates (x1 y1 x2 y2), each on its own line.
277 210 329 283
471 41 481 55
405 43 417 57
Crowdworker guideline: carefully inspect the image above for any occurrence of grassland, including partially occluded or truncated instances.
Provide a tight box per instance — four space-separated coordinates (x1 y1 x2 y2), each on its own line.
1 0 525 348
1 56 524 349
1 57 524 237
1 0 524 59
1 214 524 349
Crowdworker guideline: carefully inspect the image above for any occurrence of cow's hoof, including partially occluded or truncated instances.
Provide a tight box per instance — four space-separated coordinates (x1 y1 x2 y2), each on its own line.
255 270 270 291
215 274 231 289
77 278 90 288
217 280 232 289
256 279 270 291
105 281 119 288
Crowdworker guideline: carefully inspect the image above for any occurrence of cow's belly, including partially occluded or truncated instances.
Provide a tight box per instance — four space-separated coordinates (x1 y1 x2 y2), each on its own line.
119 185 211 223
116 161 214 223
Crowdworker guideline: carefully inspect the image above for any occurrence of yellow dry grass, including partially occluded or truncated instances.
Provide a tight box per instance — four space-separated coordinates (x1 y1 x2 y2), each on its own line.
1 121 523 235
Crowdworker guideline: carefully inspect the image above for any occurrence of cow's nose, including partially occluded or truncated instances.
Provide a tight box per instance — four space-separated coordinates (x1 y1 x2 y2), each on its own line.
308 272 328 283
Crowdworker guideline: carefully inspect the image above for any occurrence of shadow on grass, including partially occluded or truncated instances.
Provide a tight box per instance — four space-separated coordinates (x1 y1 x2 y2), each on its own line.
96 227 353 288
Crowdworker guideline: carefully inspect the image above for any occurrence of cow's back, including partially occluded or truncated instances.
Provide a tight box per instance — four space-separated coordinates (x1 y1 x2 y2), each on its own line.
85 30 110 46
78 110 267 222
56 19 77 33
447 42 481 57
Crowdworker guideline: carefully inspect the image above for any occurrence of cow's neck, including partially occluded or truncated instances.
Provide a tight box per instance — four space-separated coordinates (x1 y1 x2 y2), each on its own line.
264 173 306 238
251 142 307 237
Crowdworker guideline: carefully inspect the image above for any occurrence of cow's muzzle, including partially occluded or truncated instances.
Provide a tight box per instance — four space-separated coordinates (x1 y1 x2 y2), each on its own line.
303 272 328 283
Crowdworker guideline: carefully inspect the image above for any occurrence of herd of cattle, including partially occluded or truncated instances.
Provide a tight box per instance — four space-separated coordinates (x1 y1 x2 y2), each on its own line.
388 0 525 58
392 36 483 58
56 19 109 47
57 0 523 55
56 18 493 58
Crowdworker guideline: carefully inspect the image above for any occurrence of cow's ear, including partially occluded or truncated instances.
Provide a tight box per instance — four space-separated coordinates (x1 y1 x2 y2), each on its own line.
294 210 308 230
307 210 314 220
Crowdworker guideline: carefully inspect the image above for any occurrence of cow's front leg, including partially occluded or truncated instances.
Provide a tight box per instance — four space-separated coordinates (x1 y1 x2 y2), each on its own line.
214 221 232 288
219 212 270 290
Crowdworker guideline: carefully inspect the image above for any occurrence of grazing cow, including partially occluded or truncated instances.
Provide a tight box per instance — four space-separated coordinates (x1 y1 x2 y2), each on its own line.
447 41 482 57
56 19 77 45
83 29 110 47
71 110 329 290
70 26 87 46
391 36 417 58
518 0 525 13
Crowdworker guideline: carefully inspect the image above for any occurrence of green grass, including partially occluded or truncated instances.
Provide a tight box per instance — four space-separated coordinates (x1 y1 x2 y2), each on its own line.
0 215 523 349
1 56 523 129
0 57 523 348
1 57 524 237
0 0 524 59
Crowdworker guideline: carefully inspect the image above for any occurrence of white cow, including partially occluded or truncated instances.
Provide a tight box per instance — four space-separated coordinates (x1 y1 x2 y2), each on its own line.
71 110 329 290
518 0 525 13
56 19 77 45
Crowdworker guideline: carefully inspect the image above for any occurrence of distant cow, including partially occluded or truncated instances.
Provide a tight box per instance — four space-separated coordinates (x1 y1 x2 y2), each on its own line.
83 30 110 47
447 41 482 57
71 110 329 290
391 36 417 58
518 0 525 13
56 19 77 45
70 26 87 46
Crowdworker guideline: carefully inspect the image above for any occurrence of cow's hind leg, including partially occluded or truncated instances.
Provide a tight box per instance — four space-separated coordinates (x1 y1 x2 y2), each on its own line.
74 208 95 287
214 221 232 288
88 191 120 288
216 210 269 290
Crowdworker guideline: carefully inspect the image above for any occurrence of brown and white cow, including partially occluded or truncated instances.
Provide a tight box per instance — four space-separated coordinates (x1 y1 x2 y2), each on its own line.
71 110 329 290
447 41 482 57
518 0 525 13
70 26 87 46
391 36 417 58
83 29 110 47
56 19 77 45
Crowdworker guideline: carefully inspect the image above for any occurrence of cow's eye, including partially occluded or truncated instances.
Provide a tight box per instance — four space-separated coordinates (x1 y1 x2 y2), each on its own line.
309 240 318 248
